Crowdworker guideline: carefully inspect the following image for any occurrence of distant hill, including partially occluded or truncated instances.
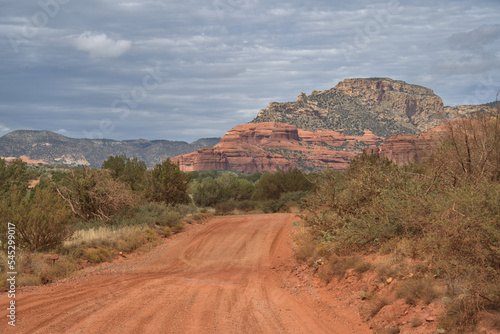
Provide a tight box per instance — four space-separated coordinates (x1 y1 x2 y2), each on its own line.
252 78 492 138
0 130 220 167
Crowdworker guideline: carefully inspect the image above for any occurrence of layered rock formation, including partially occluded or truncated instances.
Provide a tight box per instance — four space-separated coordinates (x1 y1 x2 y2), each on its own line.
173 122 383 173
253 78 469 139
367 122 459 165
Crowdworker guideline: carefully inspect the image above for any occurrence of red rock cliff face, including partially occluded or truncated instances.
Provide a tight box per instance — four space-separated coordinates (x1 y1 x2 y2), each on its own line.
367 122 451 164
173 122 383 173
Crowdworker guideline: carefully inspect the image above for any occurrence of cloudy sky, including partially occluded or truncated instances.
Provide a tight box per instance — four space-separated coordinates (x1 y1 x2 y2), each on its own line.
1 0 499 142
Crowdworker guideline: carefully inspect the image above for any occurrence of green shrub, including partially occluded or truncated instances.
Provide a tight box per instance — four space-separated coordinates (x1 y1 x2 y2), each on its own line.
116 202 183 228
257 200 286 213
253 168 314 201
279 191 309 205
215 199 238 215
191 173 256 207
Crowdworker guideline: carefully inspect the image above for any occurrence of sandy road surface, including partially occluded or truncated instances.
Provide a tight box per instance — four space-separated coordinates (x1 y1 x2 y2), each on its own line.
1 214 370 334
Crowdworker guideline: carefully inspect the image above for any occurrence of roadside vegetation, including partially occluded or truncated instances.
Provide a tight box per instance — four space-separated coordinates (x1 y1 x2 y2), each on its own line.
0 156 206 288
297 107 500 333
190 168 315 215
0 151 315 289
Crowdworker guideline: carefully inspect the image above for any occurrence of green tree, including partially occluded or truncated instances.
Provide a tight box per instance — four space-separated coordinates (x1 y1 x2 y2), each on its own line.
217 173 253 201
102 155 147 192
102 155 127 178
148 159 191 205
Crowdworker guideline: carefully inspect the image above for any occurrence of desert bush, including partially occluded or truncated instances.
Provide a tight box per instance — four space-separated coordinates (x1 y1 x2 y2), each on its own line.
320 255 367 282
233 200 259 212
82 247 116 264
214 199 238 215
0 250 78 287
427 108 500 186
115 202 183 228
188 212 214 224
217 173 254 201
156 226 172 238
354 261 373 274
302 153 419 254
175 203 199 216
54 167 138 221
0 186 73 251
279 191 309 205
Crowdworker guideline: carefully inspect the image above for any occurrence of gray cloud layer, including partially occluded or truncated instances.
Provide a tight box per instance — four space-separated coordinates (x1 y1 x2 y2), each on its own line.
1 0 499 141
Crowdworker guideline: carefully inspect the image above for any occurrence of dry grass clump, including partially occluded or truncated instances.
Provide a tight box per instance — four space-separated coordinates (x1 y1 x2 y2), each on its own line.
364 292 392 318
374 326 400 334
396 278 440 306
295 226 316 262
64 225 140 249
439 296 484 333
319 255 371 282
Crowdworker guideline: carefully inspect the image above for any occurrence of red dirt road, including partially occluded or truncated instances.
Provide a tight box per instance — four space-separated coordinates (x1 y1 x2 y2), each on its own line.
1 214 370 334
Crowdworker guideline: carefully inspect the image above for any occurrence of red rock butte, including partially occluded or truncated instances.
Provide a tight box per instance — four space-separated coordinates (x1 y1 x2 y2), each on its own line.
173 122 383 173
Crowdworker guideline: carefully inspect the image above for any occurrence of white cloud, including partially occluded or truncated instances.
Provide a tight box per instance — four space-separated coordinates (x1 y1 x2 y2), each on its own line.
71 31 132 58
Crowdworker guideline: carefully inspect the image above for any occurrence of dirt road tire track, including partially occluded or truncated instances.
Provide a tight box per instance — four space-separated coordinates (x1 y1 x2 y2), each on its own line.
1 213 370 334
